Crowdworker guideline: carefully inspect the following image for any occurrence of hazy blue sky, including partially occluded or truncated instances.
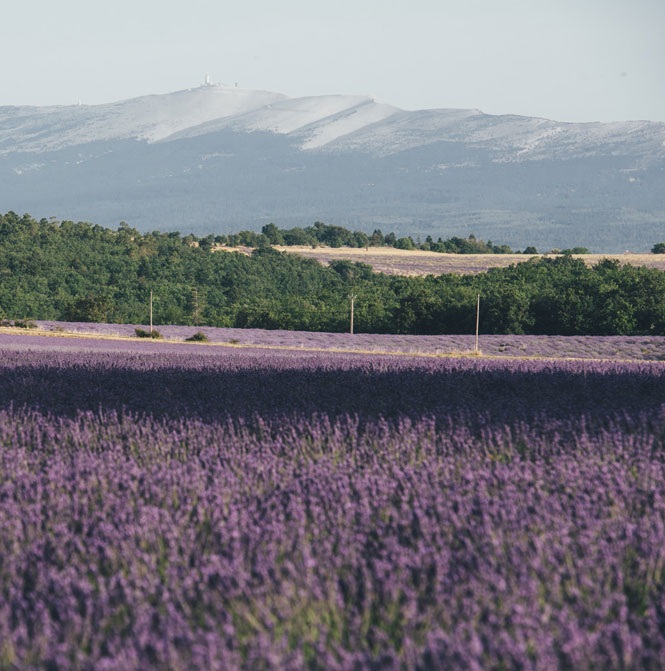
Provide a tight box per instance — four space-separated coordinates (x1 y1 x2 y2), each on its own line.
4 0 664 122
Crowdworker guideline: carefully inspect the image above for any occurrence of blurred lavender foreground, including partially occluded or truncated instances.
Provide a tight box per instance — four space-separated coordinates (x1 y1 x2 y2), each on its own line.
2 336 665 669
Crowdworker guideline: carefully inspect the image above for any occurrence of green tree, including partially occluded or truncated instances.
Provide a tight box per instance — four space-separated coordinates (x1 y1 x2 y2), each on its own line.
395 237 415 250
63 294 114 322
261 223 283 245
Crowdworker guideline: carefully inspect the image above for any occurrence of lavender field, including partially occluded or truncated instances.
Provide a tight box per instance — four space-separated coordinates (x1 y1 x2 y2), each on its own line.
2 333 665 669
32 320 665 361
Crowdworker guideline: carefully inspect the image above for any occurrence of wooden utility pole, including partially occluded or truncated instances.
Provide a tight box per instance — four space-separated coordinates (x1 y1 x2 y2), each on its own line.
474 293 480 353
349 293 357 334
149 290 153 334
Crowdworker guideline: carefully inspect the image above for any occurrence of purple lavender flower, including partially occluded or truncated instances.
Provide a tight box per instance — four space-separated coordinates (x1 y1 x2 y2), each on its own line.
1 337 665 669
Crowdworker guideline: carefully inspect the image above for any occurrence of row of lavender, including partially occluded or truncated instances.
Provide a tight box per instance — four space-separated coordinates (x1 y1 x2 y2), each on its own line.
2 341 665 669
34 320 665 360
3 338 665 423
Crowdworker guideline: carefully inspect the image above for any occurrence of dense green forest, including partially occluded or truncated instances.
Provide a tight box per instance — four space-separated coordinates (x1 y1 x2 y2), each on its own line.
1 211 664 335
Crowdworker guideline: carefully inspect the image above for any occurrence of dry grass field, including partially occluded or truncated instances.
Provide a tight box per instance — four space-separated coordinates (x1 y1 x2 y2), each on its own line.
270 246 665 276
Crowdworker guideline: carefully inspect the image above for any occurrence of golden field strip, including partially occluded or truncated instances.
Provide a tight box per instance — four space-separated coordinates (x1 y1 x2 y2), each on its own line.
273 247 665 276
214 245 665 277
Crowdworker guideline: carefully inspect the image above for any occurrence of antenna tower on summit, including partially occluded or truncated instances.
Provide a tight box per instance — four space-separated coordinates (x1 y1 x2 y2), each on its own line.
204 73 212 87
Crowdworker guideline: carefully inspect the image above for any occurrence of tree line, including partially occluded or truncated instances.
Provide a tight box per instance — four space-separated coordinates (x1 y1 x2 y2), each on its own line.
203 221 589 255
1 212 663 335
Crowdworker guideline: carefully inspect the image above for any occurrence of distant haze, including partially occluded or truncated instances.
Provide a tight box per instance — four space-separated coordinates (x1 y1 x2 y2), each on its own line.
2 0 665 123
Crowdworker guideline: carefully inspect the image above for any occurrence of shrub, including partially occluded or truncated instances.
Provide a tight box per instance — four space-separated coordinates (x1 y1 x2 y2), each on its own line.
13 319 37 329
561 247 590 255
185 331 209 342
135 328 162 339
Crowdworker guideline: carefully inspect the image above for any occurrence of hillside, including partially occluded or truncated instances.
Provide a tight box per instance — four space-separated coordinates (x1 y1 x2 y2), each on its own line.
2 84 665 251
3 212 665 336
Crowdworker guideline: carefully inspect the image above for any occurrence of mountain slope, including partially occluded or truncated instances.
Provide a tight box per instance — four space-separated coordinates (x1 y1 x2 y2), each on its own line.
0 86 287 153
1 84 664 251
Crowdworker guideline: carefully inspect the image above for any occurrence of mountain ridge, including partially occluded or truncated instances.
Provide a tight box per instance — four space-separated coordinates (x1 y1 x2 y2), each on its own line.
4 84 664 158
1 85 664 252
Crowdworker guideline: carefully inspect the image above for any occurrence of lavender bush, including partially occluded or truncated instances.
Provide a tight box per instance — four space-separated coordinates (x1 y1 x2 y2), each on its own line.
1 337 665 669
